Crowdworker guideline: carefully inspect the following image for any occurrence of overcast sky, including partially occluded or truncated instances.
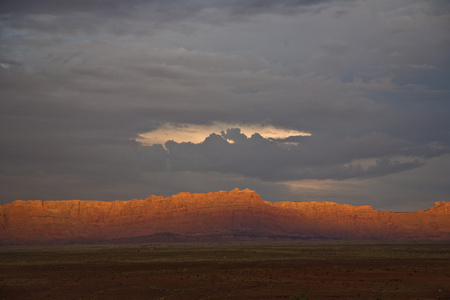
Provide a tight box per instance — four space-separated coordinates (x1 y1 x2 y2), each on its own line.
1 0 449 211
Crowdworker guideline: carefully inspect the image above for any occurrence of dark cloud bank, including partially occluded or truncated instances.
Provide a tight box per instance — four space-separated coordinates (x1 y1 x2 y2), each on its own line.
1 0 450 211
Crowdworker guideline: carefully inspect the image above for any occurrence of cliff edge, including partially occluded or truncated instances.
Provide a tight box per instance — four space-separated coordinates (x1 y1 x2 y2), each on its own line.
1 189 449 245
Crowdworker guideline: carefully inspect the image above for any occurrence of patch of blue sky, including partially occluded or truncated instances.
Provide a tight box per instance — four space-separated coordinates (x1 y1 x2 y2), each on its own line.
0 26 28 40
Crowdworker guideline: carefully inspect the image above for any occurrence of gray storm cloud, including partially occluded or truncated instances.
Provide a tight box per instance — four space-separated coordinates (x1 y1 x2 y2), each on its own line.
1 0 449 211
160 129 426 181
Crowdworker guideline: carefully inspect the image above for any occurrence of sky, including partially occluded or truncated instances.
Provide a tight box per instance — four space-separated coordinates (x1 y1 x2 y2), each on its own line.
1 0 449 212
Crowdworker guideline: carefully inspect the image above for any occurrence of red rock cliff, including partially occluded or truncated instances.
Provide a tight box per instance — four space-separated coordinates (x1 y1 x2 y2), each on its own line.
0 189 449 245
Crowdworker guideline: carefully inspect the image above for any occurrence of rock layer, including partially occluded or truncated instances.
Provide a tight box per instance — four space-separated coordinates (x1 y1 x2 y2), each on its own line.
1 189 449 245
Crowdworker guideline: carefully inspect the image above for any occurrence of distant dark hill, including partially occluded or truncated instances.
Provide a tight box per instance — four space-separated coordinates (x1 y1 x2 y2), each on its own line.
1 189 449 245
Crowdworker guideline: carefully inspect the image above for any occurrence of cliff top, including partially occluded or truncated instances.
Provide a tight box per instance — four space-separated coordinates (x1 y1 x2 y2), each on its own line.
2 189 448 214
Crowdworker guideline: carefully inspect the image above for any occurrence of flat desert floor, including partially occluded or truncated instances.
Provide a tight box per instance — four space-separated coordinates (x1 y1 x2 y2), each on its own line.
1 242 449 299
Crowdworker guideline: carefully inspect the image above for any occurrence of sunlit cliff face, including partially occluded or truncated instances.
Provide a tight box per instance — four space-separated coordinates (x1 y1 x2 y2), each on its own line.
136 122 311 146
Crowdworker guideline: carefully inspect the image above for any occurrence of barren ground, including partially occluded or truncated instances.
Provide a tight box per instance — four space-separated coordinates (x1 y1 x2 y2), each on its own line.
1 242 449 299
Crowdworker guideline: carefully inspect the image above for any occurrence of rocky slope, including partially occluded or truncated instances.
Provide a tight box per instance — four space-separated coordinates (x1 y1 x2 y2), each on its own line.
1 189 449 245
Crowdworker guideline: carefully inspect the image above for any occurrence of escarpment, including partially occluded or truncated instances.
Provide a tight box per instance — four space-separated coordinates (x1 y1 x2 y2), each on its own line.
1 189 449 245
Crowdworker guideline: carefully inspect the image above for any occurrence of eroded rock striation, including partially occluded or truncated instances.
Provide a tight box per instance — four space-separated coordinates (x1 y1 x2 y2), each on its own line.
1 189 449 245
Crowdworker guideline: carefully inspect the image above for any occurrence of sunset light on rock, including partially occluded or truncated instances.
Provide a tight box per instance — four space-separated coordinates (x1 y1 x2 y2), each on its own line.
1 189 449 245
1 1 450 298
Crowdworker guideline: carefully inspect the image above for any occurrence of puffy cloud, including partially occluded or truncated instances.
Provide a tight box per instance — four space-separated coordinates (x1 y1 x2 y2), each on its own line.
155 128 432 182
136 122 310 146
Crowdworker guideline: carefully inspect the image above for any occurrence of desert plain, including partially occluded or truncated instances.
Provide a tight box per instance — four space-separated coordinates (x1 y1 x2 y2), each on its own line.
1 242 449 300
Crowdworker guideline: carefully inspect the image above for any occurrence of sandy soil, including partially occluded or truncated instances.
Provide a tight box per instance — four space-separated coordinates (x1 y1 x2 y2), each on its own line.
1 243 449 299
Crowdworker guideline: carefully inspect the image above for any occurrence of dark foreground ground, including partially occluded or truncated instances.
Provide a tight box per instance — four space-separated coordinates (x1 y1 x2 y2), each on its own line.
0 242 449 300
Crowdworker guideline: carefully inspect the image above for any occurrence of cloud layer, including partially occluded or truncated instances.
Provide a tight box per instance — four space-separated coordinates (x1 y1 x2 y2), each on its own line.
1 0 449 211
